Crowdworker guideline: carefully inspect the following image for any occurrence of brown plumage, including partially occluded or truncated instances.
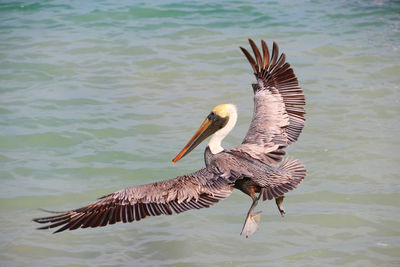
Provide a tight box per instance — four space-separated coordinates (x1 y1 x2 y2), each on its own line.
33 39 306 236
34 168 233 233
235 40 306 165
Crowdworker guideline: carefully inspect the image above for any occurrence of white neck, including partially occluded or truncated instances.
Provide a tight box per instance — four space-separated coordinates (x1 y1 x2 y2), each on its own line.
207 105 237 154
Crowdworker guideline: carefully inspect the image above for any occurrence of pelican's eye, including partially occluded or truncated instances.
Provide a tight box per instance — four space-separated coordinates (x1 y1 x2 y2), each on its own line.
207 112 217 120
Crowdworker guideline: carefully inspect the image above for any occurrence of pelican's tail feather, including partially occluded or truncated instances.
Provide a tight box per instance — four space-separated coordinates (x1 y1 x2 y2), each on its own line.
262 159 306 201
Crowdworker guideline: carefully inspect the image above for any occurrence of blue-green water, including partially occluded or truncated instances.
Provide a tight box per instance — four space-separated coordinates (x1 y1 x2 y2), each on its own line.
1 0 400 266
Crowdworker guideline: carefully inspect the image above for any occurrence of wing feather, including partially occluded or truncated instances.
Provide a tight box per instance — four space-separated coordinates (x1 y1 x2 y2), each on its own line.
233 39 306 165
261 40 270 69
33 168 233 233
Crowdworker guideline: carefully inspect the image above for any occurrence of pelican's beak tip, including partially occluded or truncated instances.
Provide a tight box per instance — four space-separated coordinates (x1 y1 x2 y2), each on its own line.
171 156 179 164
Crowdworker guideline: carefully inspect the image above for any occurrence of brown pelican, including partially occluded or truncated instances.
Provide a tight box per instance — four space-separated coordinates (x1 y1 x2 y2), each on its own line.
33 39 306 237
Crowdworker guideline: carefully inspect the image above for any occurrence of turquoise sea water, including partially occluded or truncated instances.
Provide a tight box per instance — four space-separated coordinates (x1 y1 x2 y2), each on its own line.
1 0 400 266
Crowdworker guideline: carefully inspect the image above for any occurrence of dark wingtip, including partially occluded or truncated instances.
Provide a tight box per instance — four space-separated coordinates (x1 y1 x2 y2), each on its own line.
37 208 66 214
36 225 49 230
270 41 279 66
240 46 257 74
272 40 279 51
261 40 270 69
52 228 65 234
32 217 47 223
33 208 67 222
248 39 262 73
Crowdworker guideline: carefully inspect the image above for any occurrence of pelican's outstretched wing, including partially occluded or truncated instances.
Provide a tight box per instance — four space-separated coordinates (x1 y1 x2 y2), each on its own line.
232 39 305 165
33 168 233 233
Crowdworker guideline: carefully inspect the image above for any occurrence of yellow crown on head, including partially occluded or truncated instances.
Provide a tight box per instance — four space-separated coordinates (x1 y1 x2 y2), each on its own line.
212 104 235 118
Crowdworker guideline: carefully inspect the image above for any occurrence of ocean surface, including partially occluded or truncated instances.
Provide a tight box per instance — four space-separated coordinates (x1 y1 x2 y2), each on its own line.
1 0 399 266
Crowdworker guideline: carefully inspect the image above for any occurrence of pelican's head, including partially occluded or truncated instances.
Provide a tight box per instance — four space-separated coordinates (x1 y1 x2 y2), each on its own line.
172 104 237 163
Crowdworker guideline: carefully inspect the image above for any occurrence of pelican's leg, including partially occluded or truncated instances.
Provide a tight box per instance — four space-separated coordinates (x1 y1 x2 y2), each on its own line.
240 192 262 238
275 196 285 217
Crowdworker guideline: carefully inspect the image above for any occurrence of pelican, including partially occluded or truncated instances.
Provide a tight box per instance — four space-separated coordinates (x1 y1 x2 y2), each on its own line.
33 39 306 237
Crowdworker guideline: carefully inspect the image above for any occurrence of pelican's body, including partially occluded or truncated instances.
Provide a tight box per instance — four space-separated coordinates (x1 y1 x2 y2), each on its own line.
34 39 306 237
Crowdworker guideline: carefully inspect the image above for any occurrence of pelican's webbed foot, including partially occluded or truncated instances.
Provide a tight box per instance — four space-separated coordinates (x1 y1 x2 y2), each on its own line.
275 196 285 217
240 211 262 238
240 193 262 238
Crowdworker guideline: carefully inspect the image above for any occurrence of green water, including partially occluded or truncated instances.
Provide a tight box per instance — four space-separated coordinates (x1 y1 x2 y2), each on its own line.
1 0 400 266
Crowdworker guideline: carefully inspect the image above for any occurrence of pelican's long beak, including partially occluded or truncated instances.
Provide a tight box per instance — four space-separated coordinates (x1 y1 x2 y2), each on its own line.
172 117 220 163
